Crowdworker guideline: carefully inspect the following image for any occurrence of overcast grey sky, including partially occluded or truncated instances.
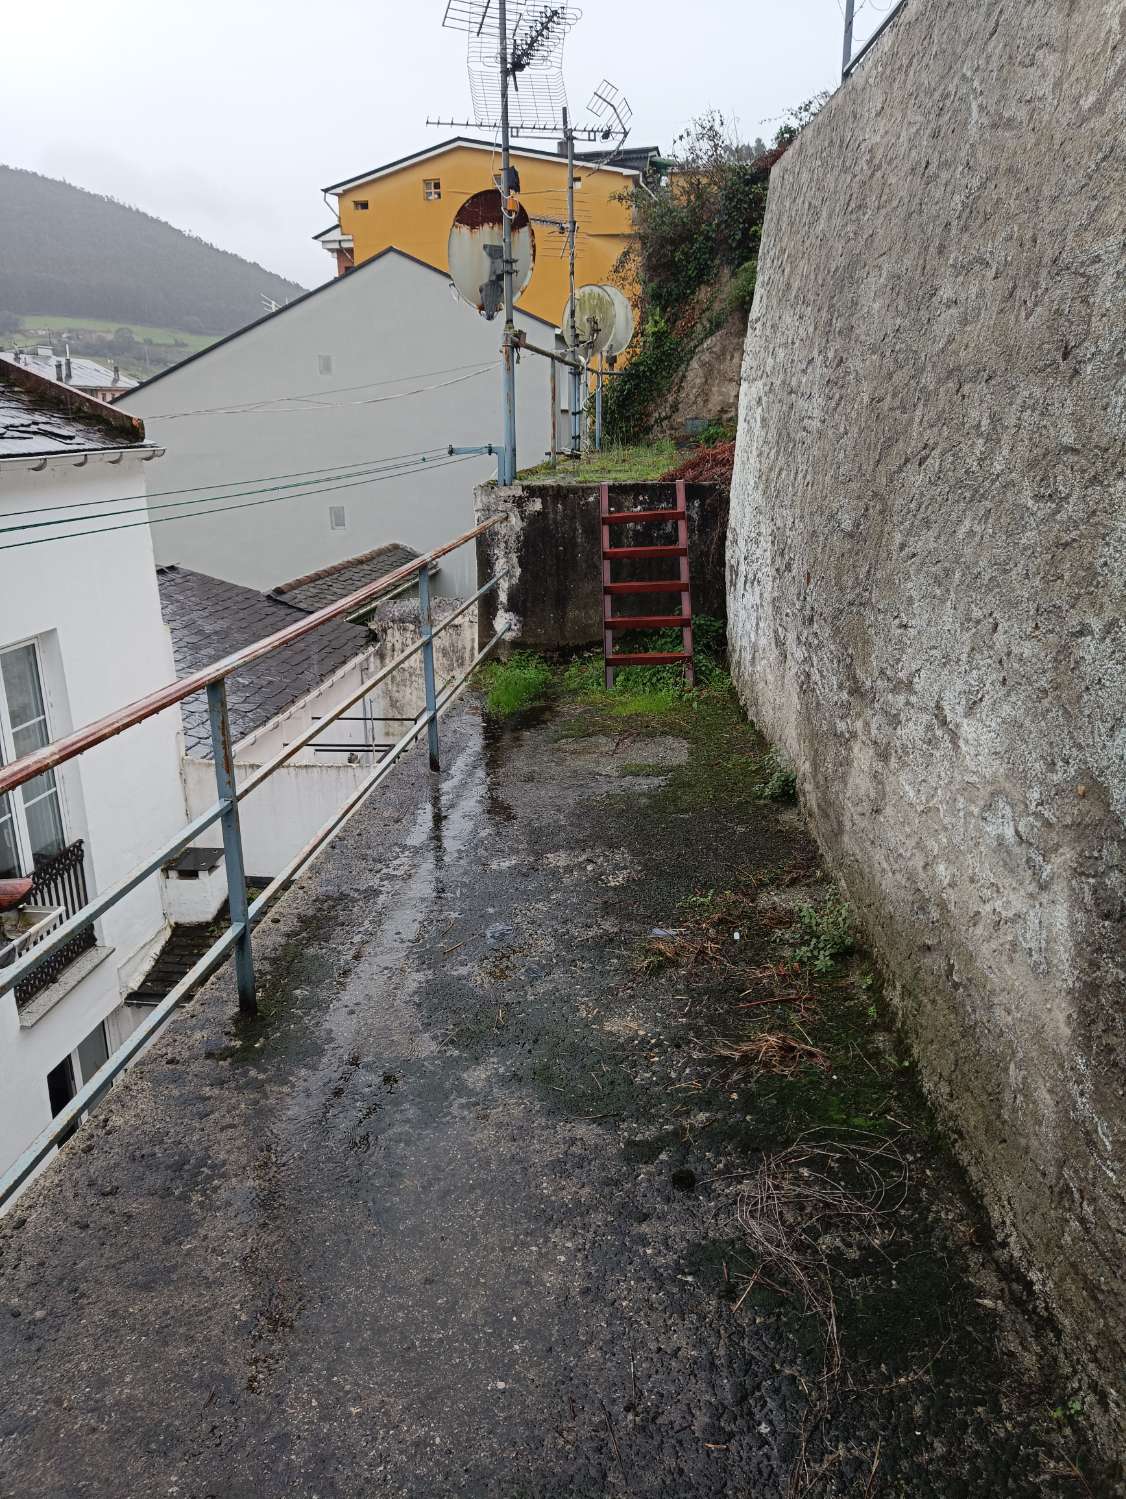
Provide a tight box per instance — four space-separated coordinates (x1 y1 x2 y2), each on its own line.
3 0 867 287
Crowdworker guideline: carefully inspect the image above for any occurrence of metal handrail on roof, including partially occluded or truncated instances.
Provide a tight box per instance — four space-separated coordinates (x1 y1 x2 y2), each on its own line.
0 514 508 1208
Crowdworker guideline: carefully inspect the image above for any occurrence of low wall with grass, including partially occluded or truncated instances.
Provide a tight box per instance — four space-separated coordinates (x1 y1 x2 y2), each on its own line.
727 0 1125 1442
475 481 728 651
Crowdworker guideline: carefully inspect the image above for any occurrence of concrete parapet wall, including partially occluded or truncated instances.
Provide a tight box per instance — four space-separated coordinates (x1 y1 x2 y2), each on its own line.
474 481 729 650
727 0 1125 1438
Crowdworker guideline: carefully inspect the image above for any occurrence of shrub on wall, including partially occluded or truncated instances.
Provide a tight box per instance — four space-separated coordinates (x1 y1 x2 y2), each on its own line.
605 99 825 444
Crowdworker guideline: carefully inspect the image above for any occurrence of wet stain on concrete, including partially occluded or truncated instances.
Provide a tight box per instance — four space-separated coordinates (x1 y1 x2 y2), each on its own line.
0 692 1113 1497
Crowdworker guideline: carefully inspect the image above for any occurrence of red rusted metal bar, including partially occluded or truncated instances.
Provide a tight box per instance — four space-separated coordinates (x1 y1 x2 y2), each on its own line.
606 615 687 631
602 580 691 596
600 483 615 688
0 513 505 798
606 651 692 667
603 544 688 560
603 508 682 525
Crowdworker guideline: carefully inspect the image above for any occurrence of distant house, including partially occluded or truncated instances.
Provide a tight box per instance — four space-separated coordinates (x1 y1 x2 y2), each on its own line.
119 248 555 598
0 360 185 1180
318 137 650 327
156 562 383 890
1 347 137 404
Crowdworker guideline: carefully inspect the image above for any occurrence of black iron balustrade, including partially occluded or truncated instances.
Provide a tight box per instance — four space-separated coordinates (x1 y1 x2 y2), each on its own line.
3 841 97 1007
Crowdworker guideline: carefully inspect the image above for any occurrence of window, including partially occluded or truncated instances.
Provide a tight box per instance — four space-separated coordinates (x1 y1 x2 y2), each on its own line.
352 199 369 211
423 178 442 201
317 354 333 376
46 1054 76 1118
0 641 65 880
329 505 347 530
76 1020 109 1085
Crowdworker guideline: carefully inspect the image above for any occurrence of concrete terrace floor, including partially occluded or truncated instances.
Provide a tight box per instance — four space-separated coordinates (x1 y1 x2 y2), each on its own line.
0 687 1108 1498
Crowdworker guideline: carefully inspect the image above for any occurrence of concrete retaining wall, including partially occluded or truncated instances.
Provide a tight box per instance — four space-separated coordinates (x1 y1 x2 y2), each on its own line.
475 481 729 650
727 0 1125 1435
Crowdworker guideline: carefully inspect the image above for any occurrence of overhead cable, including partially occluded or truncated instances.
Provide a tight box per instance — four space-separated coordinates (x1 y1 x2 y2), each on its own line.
0 454 480 554
0 448 449 521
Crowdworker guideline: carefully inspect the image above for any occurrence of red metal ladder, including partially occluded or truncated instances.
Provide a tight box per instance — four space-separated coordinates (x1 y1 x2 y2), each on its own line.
600 480 695 689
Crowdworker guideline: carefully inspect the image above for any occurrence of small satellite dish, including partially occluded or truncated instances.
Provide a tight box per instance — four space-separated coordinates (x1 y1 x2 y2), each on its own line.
448 191 535 319
598 284 634 356
561 283 616 356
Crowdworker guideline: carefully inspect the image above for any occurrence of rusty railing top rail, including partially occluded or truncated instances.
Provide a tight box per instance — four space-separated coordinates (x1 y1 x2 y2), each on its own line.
0 513 504 800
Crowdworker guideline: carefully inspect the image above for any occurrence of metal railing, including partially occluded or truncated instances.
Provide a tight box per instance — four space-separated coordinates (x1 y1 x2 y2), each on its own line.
0 516 508 1206
842 0 907 79
11 840 96 1006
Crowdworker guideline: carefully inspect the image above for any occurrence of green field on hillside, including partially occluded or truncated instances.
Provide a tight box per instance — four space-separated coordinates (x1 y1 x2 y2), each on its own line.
11 314 214 350
5 314 216 381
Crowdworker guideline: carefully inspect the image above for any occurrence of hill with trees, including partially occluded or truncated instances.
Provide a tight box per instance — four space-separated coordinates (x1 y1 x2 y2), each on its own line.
0 165 306 334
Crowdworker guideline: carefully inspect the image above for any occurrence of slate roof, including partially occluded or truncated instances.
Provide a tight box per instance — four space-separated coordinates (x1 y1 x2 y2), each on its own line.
156 565 372 757
270 542 422 613
0 362 145 457
2 351 136 392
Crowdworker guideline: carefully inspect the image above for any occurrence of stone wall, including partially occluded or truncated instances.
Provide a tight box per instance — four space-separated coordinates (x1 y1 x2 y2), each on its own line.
475 481 729 650
727 0 1125 1438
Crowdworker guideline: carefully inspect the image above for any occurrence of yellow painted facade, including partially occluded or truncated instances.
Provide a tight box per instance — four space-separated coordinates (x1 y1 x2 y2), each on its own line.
330 140 637 329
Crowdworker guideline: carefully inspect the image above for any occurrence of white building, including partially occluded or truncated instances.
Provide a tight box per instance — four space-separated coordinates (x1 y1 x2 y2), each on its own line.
120 248 557 599
0 361 185 1177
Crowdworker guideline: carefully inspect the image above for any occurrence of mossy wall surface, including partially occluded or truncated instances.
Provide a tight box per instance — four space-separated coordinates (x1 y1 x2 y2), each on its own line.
727 0 1125 1445
475 481 729 650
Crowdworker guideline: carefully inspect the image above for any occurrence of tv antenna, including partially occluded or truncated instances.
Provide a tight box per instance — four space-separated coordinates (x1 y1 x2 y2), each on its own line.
431 2 633 472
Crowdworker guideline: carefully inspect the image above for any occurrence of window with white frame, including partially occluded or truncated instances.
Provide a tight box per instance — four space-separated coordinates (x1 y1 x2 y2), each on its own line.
0 641 66 880
423 178 442 201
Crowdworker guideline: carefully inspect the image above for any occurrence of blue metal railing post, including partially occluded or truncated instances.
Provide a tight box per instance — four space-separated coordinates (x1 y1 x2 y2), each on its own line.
206 679 256 1013
417 568 441 772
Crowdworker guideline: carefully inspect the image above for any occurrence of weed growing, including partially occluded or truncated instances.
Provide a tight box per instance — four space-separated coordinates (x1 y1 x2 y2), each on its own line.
788 895 855 976
478 653 554 717
756 749 797 801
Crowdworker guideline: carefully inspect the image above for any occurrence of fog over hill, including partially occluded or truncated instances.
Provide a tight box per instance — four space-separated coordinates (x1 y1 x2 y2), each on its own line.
0 165 307 334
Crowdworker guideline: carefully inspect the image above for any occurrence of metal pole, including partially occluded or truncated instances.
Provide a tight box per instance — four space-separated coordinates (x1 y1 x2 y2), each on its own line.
549 356 557 467
206 679 255 1013
497 0 517 484
594 354 603 451
842 0 855 77
418 567 440 772
565 110 581 458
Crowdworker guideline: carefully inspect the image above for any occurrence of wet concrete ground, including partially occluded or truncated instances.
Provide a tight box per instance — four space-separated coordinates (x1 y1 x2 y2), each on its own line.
0 694 1111 1497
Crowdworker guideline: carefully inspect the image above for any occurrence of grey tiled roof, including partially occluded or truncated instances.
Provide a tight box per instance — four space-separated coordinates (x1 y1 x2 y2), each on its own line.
0 367 141 456
1 351 136 392
156 566 372 757
270 542 421 613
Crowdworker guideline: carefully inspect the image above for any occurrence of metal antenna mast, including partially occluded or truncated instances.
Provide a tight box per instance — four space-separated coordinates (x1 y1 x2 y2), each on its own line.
435 4 630 476
497 0 517 483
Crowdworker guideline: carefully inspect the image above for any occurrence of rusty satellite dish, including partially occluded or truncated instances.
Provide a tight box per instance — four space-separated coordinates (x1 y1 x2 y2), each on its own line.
598 283 634 356
561 282 632 356
448 190 535 320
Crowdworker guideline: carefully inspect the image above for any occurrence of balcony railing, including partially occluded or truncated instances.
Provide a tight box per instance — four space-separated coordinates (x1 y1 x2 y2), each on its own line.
0 515 508 1207
5 840 98 1007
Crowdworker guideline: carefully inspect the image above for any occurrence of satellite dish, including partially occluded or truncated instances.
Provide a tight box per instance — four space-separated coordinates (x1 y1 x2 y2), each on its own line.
598 284 634 356
561 284 616 356
448 191 535 319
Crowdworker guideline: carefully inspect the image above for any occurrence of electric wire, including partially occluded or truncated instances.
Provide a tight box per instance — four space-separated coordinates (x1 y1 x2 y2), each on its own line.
134 358 495 419
0 454 479 554
0 448 450 521
0 452 460 536
144 364 493 421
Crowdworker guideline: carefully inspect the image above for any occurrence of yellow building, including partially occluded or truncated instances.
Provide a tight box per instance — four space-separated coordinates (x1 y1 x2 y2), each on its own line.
315 137 651 329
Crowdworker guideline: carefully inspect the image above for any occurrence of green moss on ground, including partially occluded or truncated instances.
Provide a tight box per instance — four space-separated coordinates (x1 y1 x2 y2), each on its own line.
517 441 678 484
477 652 555 717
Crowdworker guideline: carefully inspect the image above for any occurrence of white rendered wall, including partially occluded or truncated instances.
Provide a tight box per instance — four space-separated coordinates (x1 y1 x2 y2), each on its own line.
0 455 188 1180
121 252 554 599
